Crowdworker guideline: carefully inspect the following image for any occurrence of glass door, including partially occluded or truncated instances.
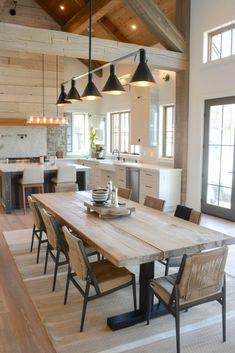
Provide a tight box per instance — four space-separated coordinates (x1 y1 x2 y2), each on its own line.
202 97 235 220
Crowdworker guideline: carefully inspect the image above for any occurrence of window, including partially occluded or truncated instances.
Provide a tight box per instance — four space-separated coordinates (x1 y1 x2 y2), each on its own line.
110 111 130 152
161 105 174 158
66 113 89 154
208 24 235 62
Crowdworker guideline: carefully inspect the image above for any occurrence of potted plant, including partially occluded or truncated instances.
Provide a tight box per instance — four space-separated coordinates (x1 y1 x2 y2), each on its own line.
88 127 97 158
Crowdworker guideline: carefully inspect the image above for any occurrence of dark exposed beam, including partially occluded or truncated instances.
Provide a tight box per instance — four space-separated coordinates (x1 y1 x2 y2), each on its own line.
62 0 119 33
125 0 186 53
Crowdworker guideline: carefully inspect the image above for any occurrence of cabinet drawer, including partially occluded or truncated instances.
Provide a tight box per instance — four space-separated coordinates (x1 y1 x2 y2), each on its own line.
140 183 158 194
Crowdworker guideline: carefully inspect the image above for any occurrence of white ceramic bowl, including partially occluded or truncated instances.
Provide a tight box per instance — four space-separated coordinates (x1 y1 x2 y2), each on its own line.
92 189 109 203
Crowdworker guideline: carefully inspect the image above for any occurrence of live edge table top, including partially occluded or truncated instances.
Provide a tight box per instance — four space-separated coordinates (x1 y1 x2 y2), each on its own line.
33 191 235 269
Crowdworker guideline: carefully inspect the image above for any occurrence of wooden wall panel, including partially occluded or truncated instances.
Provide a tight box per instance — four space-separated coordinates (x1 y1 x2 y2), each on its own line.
0 0 59 30
0 51 64 119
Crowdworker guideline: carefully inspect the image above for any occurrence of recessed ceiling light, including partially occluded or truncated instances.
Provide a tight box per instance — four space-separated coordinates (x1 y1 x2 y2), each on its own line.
131 24 137 30
60 5 65 10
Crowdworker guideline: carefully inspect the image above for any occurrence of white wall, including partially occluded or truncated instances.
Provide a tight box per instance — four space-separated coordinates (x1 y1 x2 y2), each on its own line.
187 0 235 209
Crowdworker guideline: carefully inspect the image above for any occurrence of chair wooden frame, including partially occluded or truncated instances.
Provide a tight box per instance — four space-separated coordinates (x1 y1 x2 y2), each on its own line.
147 247 228 353
118 187 132 200
144 195 165 211
63 226 137 332
28 196 47 263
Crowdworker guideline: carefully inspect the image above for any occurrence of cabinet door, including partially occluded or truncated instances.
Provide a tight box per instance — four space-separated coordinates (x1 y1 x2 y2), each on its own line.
116 166 126 187
139 170 159 204
130 87 158 146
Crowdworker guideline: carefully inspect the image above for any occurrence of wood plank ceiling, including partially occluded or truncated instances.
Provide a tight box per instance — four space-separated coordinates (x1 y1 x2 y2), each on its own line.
34 0 177 76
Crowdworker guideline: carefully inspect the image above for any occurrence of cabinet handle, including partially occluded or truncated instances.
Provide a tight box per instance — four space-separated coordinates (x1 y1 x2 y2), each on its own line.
145 173 153 176
145 185 152 188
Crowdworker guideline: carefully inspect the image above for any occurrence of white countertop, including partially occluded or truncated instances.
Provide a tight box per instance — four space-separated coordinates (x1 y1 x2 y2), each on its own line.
0 163 90 173
78 158 181 171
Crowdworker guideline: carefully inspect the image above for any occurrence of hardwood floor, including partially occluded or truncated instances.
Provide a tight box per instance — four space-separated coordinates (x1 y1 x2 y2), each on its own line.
0 208 56 353
0 207 235 353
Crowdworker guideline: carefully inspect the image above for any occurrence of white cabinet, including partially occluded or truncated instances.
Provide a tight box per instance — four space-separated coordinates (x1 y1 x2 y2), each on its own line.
130 86 158 146
100 170 116 187
139 168 181 212
79 160 100 190
115 166 126 188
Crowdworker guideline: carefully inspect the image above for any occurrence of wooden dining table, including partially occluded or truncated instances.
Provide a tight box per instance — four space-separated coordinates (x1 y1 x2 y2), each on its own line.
33 191 235 330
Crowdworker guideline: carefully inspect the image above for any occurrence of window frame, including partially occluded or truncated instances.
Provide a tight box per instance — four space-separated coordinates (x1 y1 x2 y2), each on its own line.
109 110 130 153
162 104 175 158
66 112 89 155
208 23 235 62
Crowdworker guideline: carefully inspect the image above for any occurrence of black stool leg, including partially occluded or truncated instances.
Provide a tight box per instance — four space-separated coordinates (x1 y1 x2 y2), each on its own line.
36 229 43 264
44 243 49 274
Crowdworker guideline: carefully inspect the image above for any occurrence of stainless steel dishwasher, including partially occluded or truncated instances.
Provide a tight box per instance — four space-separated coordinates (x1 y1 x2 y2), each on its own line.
126 167 139 202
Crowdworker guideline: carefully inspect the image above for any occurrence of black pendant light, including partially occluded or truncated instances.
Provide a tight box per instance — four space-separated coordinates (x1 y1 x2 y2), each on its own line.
129 49 156 87
81 0 102 101
102 64 125 95
56 84 71 106
67 79 82 102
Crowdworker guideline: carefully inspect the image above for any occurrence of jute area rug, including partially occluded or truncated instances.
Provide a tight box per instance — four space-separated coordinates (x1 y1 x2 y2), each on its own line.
3 229 235 353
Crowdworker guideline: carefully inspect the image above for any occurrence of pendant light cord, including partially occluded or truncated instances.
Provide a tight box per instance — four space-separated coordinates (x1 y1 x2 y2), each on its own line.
56 55 59 117
88 0 92 72
42 53 45 116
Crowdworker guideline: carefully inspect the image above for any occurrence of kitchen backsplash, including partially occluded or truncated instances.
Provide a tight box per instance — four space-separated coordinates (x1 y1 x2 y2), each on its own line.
0 126 47 158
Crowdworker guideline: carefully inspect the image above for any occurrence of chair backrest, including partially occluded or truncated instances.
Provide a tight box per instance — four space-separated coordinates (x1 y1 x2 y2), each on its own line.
144 196 165 211
174 246 228 304
174 205 201 224
62 226 89 281
27 195 44 230
22 165 44 184
40 208 59 249
55 183 78 192
56 165 76 183
118 187 132 200
189 209 201 224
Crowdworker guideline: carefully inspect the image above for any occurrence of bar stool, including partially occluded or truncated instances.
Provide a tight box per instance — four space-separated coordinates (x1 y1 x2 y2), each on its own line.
51 165 77 192
18 165 44 214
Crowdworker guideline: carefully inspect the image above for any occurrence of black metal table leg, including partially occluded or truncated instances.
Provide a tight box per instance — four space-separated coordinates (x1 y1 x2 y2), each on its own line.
107 261 167 330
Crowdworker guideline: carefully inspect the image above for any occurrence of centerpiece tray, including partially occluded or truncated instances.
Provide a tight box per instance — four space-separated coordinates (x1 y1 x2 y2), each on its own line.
84 200 135 219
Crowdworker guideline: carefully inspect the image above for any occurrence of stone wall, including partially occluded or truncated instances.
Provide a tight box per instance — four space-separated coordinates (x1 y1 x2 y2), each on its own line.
47 126 66 156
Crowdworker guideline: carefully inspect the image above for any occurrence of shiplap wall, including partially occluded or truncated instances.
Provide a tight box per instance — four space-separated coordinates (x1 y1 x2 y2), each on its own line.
0 51 64 119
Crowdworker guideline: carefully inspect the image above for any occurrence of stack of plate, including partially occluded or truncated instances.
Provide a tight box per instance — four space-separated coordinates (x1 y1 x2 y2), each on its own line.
92 188 109 204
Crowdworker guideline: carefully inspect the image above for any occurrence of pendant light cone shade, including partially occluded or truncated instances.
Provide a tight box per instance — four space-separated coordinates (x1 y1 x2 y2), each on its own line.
102 64 125 95
129 49 156 87
81 73 102 101
66 79 82 102
56 84 71 106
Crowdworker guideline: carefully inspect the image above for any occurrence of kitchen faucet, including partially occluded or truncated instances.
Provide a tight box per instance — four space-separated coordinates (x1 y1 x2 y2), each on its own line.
112 149 121 160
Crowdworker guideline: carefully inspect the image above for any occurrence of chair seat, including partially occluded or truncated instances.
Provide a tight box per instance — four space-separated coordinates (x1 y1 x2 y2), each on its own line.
150 273 177 304
91 259 133 293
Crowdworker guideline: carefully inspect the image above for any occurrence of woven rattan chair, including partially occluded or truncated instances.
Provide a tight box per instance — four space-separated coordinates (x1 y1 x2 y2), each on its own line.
62 226 137 332
144 195 165 211
162 205 201 275
118 187 132 200
40 208 69 291
147 246 228 353
28 195 47 263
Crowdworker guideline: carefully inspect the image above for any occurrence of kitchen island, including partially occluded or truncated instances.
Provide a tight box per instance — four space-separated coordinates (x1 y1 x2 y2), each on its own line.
0 163 90 213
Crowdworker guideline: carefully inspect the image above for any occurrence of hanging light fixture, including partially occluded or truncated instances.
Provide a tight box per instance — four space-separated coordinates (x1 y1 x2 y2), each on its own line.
102 64 125 95
27 55 68 125
56 84 71 106
66 79 82 102
129 48 156 87
81 0 102 101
